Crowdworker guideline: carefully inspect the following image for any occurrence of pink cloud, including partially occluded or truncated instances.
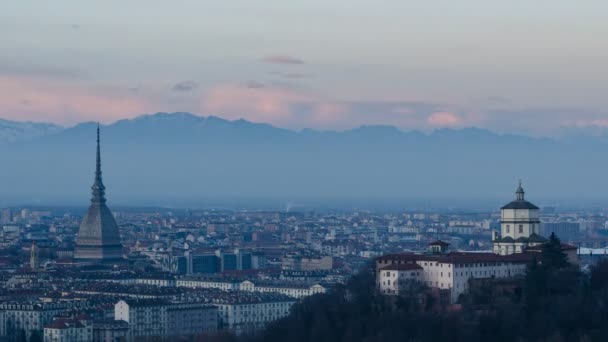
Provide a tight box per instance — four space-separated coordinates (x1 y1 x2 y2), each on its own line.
0 76 155 124
199 84 357 129
427 111 463 127
200 84 312 124
310 103 350 125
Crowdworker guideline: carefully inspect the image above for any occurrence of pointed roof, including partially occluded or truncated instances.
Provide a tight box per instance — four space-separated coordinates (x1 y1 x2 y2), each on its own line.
428 240 450 246
515 179 524 201
92 124 106 204
501 181 539 210
75 125 122 249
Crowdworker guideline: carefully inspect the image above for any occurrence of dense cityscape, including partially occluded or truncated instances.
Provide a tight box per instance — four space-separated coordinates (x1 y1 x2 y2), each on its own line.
0 128 606 341
3 1 608 341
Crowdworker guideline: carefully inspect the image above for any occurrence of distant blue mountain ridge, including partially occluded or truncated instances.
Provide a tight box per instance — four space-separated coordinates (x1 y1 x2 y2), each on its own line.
0 112 607 206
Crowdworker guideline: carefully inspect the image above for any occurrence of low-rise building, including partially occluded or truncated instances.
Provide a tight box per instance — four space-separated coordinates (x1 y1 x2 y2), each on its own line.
114 299 217 340
92 320 128 342
176 278 326 299
213 293 295 336
43 318 92 342
281 255 332 271
176 278 241 291
0 301 87 339
240 280 327 299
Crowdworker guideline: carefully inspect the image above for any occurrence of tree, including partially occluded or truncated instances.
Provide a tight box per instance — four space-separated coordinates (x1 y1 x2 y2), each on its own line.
590 259 608 291
29 330 42 342
15 329 26 342
541 232 569 270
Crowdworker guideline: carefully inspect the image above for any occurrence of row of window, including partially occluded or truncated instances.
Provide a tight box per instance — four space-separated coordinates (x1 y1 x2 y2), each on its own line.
383 271 420 277
505 224 526 234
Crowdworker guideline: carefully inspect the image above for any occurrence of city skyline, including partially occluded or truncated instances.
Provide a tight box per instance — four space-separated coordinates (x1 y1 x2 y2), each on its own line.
2 3 608 342
2 1 608 136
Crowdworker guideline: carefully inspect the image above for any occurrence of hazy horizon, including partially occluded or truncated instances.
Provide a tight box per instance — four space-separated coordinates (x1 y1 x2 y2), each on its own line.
2 111 603 139
1 112 608 205
4 195 608 213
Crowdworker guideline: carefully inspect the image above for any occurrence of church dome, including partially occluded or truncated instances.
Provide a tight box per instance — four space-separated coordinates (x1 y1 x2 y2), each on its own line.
500 181 539 210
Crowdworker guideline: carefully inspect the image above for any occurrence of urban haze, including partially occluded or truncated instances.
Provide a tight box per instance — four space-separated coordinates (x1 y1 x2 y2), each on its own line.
2 2 608 342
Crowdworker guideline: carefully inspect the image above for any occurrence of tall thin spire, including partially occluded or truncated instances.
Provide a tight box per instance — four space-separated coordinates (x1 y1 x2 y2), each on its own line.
91 124 106 203
516 179 525 201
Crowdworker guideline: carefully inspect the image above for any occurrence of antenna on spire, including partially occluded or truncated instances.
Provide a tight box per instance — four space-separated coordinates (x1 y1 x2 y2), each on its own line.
96 123 101 174
91 124 106 203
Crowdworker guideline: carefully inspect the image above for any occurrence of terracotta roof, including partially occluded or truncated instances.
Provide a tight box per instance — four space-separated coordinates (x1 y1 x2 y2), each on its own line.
526 243 577 252
377 252 536 264
561 243 577 250
45 318 86 330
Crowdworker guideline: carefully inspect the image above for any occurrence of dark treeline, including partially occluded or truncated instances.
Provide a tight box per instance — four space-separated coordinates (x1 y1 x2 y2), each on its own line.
231 234 608 342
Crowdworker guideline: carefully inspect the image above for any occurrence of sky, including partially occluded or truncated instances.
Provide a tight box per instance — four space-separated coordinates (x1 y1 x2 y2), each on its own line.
1 1 608 136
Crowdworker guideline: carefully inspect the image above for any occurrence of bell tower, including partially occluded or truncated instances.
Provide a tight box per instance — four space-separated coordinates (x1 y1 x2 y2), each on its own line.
494 181 543 255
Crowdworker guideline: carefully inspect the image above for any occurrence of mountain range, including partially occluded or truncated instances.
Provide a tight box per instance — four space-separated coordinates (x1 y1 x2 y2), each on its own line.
0 112 607 209
0 118 63 143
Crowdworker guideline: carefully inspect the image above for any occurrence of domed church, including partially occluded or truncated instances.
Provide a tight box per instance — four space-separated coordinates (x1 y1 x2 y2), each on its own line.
492 181 547 255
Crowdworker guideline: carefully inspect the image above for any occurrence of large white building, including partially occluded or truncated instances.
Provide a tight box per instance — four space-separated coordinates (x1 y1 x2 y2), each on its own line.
376 182 582 303
492 182 547 255
377 252 532 302
377 182 554 303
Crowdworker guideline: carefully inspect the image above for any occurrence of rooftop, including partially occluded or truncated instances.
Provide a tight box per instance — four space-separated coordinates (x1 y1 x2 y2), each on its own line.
44 318 86 330
380 264 423 271
500 181 539 210
377 252 536 265
500 200 540 210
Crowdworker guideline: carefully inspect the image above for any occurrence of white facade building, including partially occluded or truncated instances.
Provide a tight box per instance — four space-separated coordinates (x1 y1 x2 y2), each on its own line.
378 264 423 295
377 253 532 303
176 278 240 291
377 181 580 303
239 280 326 299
